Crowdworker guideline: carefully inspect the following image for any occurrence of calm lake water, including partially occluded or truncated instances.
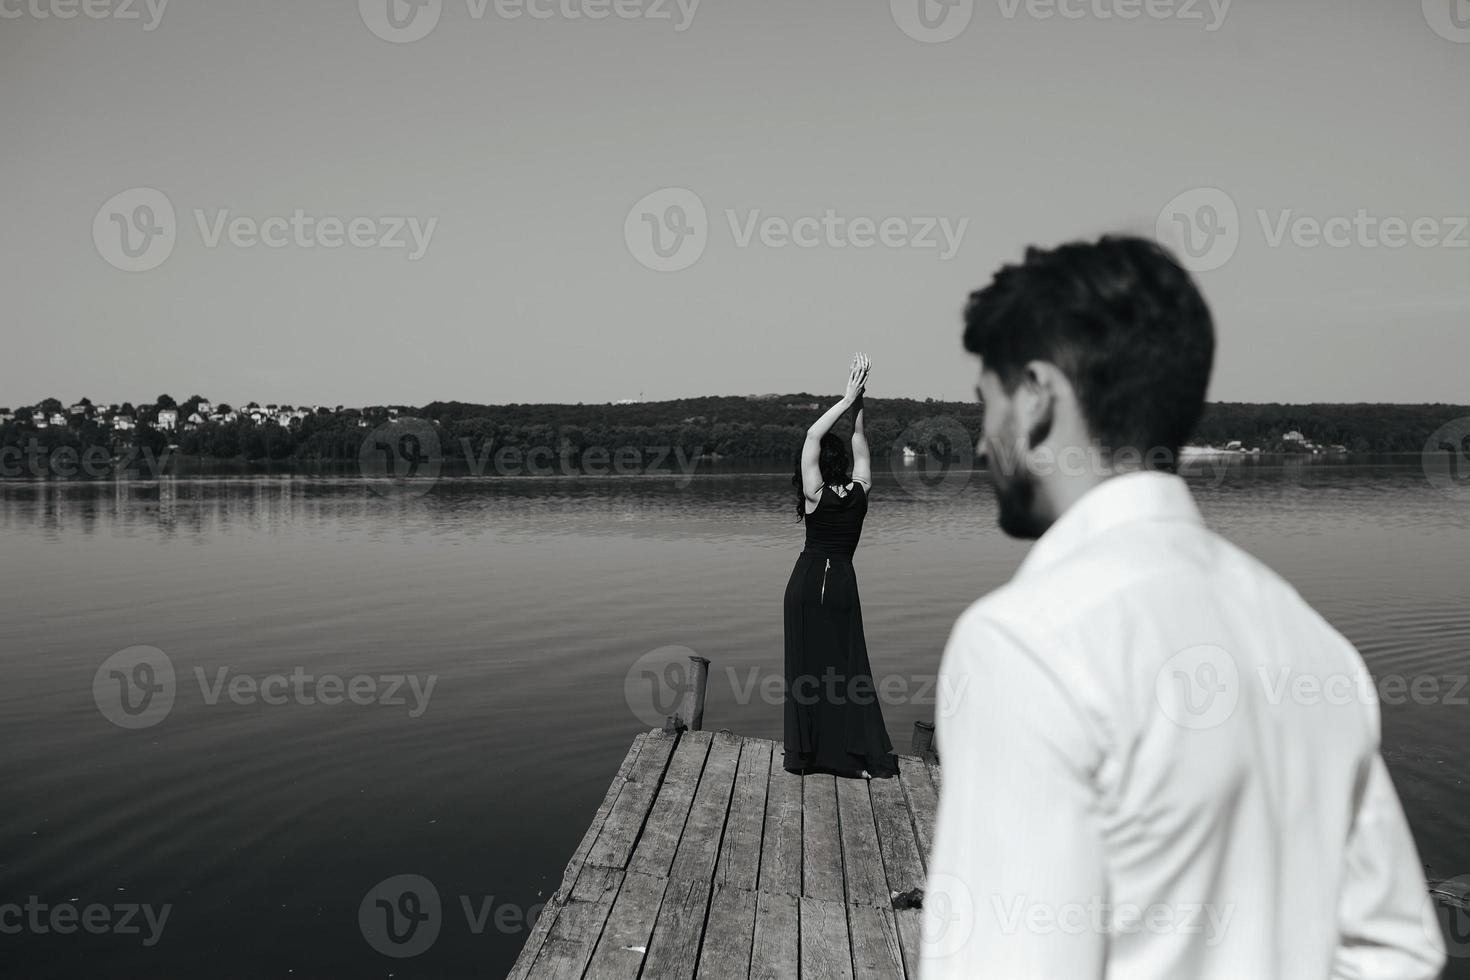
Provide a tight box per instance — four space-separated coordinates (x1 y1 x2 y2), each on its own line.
3 458 1468 978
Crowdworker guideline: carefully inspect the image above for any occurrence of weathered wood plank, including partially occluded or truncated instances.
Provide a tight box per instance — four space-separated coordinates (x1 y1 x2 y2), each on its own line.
869 774 926 898
525 866 623 980
748 891 798 980
848 903 905 980
695 883 756 980
799 896 854 980
629 731 713 878
640 876 713 980
507 899 563 980
835 778 888 907
927 761 942 793
561 733 648 889
715 739 771 892
670 732 742 883
893 907 923 980
802 774 844 902
897 756 939 867
583 870 666 980
586 731 678 870
759 765 802 896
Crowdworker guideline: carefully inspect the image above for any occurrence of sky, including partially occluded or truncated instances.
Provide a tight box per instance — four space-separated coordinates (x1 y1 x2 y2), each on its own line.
2 0 1467 409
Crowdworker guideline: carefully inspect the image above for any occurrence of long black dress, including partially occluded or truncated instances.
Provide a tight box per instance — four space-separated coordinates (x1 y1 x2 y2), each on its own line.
782 482 898 778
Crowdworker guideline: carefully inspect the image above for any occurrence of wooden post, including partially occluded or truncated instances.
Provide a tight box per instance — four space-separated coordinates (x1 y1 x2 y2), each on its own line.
680 656 711 732
911 721 937 765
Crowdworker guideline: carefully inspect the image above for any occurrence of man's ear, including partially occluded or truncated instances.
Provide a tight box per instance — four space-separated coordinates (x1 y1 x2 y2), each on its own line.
1017 360 1060 450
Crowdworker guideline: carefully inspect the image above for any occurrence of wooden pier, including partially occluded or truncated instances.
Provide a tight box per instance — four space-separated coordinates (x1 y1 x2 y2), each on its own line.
508 728 942 980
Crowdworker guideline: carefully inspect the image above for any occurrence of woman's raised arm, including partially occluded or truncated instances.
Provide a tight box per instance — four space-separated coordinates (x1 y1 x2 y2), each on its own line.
800 353 869 501
851 390 871 489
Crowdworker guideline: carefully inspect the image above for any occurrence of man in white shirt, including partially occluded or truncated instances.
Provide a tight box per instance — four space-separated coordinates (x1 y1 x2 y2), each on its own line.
920 236 1445 979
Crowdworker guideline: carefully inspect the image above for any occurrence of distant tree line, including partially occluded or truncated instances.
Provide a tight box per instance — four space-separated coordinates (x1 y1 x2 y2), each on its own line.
2 394 1465 466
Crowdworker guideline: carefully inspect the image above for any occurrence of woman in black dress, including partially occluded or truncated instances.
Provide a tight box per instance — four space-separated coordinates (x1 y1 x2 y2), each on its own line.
783 353 898 779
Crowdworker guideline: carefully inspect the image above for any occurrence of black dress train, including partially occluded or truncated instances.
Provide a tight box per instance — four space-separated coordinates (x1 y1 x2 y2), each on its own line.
782 482 898 778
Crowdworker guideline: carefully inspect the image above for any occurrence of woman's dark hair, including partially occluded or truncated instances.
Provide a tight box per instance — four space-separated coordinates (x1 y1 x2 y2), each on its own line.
791 433 850 520
963 235 1214 462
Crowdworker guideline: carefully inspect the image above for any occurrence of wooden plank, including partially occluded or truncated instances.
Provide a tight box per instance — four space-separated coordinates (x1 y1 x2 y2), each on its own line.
640 876 713 980
868 774 926 898
695 883 757 980
715 739 771 892
749 891 798 980
759 765 802 896
897 757 939 867
524 866 623 980
561 733 648 889
507 899 563 980
586 731 678 870
629 731 712 878
802 774 844 902
583 870 666 980
835 778 888 907
799 896 854 980
893 907 923 980
848 903 905 980
670 732 742 883
927 761 942 793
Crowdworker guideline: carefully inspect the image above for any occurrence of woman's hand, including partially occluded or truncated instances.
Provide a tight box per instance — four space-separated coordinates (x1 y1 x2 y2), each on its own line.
844 352 871 400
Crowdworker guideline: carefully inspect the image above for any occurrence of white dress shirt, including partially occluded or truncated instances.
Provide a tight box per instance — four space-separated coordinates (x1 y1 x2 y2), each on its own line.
921 471 1444 980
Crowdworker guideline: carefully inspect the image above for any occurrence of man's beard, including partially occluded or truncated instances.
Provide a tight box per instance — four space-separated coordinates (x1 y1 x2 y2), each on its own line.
992 458 1049 540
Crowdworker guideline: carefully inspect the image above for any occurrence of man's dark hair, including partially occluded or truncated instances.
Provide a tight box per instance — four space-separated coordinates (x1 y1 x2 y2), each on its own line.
963 235 1215 459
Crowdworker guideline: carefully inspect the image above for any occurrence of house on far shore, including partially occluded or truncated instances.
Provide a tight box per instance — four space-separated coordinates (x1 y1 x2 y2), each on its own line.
1283 430 1305 443
68 403 89 417
156 408 178 431
197 400 214 415
48 412 67 427
187 412 206 426
114 415 135 431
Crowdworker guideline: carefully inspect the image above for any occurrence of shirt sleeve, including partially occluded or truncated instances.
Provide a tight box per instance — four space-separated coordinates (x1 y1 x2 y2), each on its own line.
920 612 1108 980
1331 752 1446 980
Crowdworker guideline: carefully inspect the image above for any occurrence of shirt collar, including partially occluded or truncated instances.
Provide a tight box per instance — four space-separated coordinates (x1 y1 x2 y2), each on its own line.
1014 470 1203 580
